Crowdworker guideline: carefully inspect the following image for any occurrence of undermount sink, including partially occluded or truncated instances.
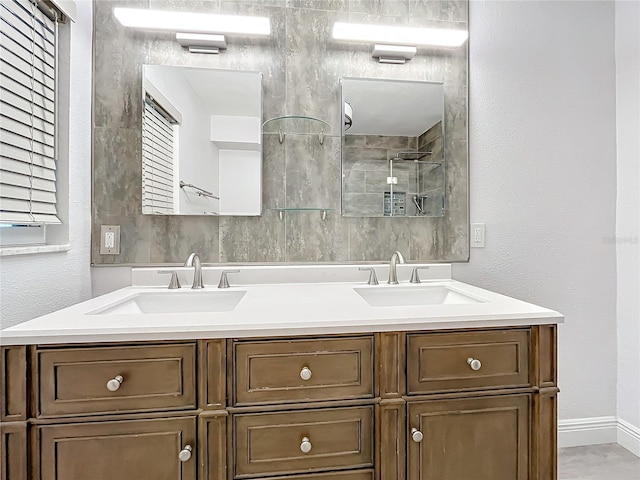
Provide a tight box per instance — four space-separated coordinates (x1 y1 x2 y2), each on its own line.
91 290 246 315
354 285 484 307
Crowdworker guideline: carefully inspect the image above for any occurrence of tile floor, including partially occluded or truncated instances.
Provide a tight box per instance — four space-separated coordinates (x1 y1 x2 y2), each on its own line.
558 444 640 480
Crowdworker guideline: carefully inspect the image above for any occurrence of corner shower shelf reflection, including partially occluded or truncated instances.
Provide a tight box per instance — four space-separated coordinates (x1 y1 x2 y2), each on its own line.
272 208 333 221
263 116 331 145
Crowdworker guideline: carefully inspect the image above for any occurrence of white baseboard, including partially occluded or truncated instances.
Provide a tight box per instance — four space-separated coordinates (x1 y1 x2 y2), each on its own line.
558 416 640 458
558 416 618 448
617 418 640 457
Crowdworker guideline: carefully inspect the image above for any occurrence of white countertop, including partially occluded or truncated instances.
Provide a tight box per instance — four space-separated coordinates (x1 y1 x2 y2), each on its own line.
1 264 563 345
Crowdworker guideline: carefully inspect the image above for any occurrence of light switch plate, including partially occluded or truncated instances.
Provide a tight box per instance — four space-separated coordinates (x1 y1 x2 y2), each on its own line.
100 225 120 255
471 223 485 248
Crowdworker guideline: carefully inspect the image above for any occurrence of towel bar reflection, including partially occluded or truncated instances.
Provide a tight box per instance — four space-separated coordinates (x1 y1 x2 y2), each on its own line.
179 181 220 200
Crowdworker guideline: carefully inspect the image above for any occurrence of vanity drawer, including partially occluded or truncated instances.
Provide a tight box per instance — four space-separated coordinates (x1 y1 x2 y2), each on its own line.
407 329 530 394
232 337 374 406
233 406 374 478
37 344 197 417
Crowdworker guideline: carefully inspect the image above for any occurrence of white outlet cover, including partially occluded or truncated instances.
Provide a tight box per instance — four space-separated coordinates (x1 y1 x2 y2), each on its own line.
100 225 120 255
471 223 485 248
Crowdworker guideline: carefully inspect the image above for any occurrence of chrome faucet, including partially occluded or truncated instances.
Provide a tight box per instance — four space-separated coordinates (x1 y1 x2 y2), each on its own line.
184 253 204 289
388 251 406 285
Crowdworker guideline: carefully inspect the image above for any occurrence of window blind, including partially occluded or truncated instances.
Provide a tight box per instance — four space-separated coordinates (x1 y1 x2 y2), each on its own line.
142 97 175 215
0 0 60 224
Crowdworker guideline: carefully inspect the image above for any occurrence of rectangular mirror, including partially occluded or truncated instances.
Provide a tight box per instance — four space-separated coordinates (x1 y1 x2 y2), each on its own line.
341 78 445 218
92 0 469 265
141 66 262 216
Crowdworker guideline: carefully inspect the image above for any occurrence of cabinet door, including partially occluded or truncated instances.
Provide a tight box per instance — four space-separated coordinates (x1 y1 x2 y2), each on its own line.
1 422 27 480
407 395 530 480
35 417 196 480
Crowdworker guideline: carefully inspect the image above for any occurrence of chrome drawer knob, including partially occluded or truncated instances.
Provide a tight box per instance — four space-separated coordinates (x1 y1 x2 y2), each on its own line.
300 437 312 453
106 375 124 392
411 428 423 443
300 366 312 381
178 445 192 462
467 358 482 371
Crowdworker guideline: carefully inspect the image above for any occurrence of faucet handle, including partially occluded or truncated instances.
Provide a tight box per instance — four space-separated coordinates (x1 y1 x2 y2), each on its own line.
158 270 181 289
218 270 240 289
358 267 379 285
409 266 430 284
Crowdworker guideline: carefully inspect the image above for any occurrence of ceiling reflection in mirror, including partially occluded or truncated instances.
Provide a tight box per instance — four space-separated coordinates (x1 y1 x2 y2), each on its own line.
141 65 262 216
341 78 445 218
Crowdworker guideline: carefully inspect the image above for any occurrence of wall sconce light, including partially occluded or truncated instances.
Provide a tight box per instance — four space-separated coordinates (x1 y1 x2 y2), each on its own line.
114 8 270 54
332 22 468 64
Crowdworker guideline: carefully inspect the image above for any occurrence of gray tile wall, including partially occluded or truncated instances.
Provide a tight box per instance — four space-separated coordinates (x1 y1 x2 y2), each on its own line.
92 0 468 264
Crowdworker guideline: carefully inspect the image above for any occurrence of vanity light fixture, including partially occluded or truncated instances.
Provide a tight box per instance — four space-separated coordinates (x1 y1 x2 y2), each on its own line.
113 7 270 53
332 22 468 63
372 44 417 64
176 33 227 54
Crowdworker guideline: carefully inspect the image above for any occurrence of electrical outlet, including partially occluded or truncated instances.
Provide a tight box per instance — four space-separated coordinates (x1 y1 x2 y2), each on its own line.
100 225 120 255
105 231 115 248
471 223 485 248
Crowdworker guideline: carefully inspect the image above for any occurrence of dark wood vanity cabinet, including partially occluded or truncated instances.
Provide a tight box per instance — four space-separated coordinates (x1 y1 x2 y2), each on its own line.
0 325 558 480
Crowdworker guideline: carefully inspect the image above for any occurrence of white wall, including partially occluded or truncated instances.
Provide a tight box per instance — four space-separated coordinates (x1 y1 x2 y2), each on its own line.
218 150 262 215
615 0 640 455
0 0 93 330
174 78 218 215
455 0 618 431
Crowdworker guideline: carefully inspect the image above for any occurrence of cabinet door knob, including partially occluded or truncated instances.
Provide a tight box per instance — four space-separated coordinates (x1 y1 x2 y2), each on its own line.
106 375 124 392
300 366 312 381
300 436 312 453
467 358 482 371
411 428 423 443
178 445 192 462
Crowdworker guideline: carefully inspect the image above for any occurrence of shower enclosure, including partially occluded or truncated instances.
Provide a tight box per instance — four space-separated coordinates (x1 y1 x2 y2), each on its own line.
386 151 444 217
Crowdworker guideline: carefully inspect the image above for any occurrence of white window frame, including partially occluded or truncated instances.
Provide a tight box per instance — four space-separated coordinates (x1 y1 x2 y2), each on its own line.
0 223 44 245
0 0 74 255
